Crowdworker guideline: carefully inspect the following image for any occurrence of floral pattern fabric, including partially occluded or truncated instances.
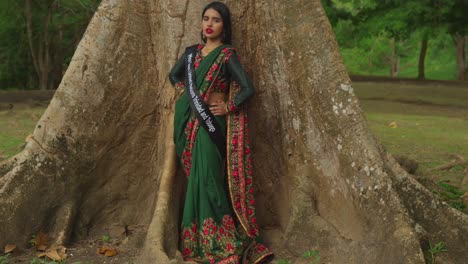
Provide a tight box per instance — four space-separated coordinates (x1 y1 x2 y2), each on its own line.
174 44 272 264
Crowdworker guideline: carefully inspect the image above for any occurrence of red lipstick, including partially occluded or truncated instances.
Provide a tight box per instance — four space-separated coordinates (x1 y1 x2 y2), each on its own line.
205 28 213 34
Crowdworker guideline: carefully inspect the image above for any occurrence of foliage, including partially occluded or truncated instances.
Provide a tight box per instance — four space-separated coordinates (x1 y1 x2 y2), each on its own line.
275 248 320 264
322 0 466 80
29 233 36 248
302 249 320 264
102 234 110 243
0 0 100 90
434 182 466 212
30 258 65 264
424 241 448 264
0 253 11 264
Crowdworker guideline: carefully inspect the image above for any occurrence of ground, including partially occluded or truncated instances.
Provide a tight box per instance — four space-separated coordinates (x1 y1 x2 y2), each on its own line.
0 80 467 263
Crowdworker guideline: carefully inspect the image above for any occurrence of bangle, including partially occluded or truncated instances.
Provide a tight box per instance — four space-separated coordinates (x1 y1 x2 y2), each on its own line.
225 103 229 114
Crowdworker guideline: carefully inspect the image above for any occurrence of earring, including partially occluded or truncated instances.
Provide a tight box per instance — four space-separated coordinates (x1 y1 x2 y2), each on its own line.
200 30 207 43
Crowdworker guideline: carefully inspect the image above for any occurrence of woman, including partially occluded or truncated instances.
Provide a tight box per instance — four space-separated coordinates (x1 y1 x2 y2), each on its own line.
169 2 272 263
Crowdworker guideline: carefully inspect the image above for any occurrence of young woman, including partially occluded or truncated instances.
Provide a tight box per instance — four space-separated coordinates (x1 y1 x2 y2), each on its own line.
169 2 272 263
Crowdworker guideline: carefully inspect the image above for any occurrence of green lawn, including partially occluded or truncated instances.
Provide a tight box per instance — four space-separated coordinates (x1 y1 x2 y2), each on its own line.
0 104 44 159
354 81 468 192
366 113 467 178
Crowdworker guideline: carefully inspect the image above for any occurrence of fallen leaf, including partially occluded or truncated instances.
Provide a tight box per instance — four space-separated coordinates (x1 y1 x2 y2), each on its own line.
48 245 67 257
45 249 64 261
58 246 67 256
97 246 118 257
389 121 398 128
37 252 47 258
104 248 118 257
34 231 48 251
37 245 47 251
98 246 110 254
4 244 16 253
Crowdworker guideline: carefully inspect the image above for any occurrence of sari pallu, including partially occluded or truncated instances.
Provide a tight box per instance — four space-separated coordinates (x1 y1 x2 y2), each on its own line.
174 44 272 264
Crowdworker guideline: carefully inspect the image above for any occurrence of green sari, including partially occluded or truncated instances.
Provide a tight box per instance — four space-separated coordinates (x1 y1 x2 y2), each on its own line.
174 44 272 264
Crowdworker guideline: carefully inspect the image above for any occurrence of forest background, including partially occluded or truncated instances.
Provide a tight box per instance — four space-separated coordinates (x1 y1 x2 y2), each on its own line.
1 0 467 92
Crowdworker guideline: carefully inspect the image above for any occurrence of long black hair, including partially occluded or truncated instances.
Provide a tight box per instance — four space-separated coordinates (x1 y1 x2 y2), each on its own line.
201 1 232 45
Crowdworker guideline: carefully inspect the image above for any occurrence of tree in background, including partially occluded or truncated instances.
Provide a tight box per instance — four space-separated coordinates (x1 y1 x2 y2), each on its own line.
0 0 99 90
0 1 31 90
323 0 467 80
445 0 468 80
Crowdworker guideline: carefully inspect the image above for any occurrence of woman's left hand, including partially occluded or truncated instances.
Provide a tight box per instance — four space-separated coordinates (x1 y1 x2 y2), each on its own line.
209 100 228 116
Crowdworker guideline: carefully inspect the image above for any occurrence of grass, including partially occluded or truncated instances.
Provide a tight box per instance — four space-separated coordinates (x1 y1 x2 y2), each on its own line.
365 113 467 181
0 104 43 159
276 249 320 264
0 253 11 264
354 82 468 112
30 258 66 264
354 81 468 191
424 241 448 264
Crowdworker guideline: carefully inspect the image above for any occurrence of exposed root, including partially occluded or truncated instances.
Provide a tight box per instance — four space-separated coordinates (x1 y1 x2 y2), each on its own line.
50 201 77 246
426 154 467 173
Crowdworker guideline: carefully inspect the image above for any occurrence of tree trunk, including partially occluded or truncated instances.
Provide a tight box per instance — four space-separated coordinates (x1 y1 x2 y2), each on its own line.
24 0 54 90
1 1 467 263
51 26 64 89
389 37 400 77
417 35 428 80
454 34 466 81
24 0 41 86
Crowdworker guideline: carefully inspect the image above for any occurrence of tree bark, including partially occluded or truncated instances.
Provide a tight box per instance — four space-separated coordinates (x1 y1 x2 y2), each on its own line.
454 34 466 81
1 1 467 263
389 37 400 77
417 35 428 80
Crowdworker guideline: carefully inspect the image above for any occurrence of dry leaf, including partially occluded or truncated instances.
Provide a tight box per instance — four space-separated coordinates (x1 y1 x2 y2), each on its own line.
48 245 67 259
45 249 64 261
37 245 47 251
98 246 110 254
37 245 67 261
97 246 118 257
34 231 48 250
104 248 118 257
58 246 67 256
4 244 16 253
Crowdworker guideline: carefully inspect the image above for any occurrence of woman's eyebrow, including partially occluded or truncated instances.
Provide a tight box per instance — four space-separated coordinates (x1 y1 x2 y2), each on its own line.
203 15 221 19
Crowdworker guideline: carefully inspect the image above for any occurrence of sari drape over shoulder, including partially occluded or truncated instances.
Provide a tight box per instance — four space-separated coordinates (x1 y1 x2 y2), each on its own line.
170 44 272 264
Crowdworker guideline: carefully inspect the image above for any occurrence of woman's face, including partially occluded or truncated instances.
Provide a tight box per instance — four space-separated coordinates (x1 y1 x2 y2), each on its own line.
202 8 224 41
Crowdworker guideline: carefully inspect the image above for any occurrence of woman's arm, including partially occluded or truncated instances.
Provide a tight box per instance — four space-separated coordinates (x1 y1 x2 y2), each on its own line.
225 50 255 112
169 53 186 90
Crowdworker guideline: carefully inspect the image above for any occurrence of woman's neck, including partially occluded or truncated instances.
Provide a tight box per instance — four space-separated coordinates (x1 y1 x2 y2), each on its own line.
204 39 223 49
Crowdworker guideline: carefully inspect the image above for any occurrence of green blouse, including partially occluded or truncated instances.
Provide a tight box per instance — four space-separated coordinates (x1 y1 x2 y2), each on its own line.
169 45 255 108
